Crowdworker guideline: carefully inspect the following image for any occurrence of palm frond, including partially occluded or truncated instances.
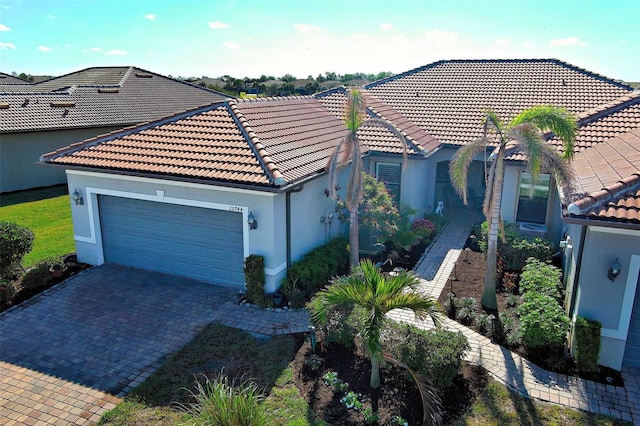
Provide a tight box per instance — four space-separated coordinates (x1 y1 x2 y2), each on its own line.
511 105 577 160
344 89 365 132
363 117 411 169
449 138 488 203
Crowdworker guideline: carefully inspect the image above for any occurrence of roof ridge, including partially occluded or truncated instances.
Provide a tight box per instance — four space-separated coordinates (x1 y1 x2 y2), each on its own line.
313 86 348 99
119 66 134 86
236 94 315 103
548 59 634 90
226 99 287 186
568 172 640 214
577 91 640 126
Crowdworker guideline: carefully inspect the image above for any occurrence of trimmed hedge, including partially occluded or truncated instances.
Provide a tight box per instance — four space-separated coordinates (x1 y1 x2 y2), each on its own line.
575 317 601 373
519 258 563 302
281 237 349 301
0 221 34 278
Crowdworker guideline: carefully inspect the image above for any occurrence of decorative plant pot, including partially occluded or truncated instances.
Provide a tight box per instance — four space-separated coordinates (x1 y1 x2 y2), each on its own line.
272 293 284 308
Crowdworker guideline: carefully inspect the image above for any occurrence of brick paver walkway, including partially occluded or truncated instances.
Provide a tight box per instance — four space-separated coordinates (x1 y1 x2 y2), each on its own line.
389 209 640 425
0 265 310 425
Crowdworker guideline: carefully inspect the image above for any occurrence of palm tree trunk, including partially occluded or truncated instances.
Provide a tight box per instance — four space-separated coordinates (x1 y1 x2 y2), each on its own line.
370 356 381 388
349 207 359 267
481 167 502 312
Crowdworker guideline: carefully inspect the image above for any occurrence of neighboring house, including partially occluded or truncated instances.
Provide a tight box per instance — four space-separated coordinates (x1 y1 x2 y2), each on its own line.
41 59 639 370
0 72 31 84
0 66 227 192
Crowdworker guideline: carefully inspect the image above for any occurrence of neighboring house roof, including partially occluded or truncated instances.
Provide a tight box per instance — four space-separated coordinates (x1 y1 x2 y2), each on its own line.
41 97 349 188
0 66 228 133
0 72 30 84
366 59 633 146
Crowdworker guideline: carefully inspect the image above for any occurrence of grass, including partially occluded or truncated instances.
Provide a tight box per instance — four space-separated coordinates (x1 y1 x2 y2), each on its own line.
0 185 74 267
99 323 630 426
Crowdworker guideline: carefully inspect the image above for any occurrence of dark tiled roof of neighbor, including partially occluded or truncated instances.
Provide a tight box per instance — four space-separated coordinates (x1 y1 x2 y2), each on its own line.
316 87 439 155
42 97 349 188
366 59 633 146
0 66 228 133
0 72 31 84
568 174 640 225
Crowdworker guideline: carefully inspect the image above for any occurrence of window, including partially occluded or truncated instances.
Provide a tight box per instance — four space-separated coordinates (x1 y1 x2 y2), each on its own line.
375 162 401 205
516 173 550 224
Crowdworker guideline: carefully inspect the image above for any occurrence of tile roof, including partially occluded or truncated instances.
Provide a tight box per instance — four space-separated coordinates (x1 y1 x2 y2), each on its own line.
0 72 30 84
42 97 349 188
567 174 640 225
366 59 633 146
0 66 228 133
316 87 439 155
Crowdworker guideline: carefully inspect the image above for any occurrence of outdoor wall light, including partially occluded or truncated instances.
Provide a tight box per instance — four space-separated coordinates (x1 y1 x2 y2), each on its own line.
72 189 84 206
247 211 258 230
608 258 621 282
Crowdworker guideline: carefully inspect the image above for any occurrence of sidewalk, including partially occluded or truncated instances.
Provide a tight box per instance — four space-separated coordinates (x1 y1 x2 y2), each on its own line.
388 210 640 425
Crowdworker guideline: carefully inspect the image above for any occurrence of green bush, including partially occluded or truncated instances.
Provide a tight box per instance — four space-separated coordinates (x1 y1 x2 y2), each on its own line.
0 221 34 278
575 317 601 373
20 262 51 291
517 292 570 350
479 222 553 273
283 237 349 299
244 255 270 308
382 321 469 390
0 278 17 307
519 258 563 302
307 300 363 348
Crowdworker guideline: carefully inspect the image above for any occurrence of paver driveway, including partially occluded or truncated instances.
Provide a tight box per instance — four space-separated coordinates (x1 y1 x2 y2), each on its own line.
0 264 238 425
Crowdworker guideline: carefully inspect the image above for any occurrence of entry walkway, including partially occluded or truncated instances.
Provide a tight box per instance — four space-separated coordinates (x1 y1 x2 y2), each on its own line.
389 210 640 424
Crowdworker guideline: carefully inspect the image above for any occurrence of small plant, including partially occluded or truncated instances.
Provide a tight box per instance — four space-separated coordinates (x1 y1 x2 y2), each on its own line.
476 312 494 335
340 390 363 410
457 297 477 325
410 218 436 241
502 271 519 293
322 371 339 386
444 293 457 319
363 406 379 423
506 293 520 308
0 221 34 279
391 415 409 426
304 353 323 371
505 328 522 347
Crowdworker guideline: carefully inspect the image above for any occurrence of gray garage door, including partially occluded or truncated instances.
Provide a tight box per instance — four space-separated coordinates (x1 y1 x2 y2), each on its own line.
99 196 245 288
623 272 640 368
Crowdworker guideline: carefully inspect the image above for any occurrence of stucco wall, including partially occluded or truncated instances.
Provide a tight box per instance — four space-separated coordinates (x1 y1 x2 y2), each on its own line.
1 127 121 193
572 226 640 369
66 170 287 292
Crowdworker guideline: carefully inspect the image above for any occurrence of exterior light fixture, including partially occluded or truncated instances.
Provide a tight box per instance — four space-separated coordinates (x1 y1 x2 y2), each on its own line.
608 258 621 282
247 211 258 230
72 189 84 206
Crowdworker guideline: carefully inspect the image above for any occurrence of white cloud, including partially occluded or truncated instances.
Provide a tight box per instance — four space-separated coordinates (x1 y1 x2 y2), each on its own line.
549 36 587 47
0 24 10 31
294 24 325 34
144 13 155 21
0 41 15 50
496 37 510 46
1 5 10 9
90 47 103 52
106 49 127 55
222 41 239 49
209 20 230 29
47 14 55 19
380 23 393 31
38 45 52 52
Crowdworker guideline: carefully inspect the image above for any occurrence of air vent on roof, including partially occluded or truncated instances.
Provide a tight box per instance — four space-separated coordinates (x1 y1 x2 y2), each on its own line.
98 88 120 93
50 101 76 108
135 72 153 78
0 103 9 109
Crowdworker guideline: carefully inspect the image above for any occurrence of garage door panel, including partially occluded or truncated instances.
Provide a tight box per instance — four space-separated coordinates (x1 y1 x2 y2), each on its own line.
99 196 244 288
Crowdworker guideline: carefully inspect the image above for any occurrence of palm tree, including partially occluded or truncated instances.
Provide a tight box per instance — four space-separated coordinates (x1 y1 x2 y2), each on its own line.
309 259 442 389
327 89 408 266
449 106 577 311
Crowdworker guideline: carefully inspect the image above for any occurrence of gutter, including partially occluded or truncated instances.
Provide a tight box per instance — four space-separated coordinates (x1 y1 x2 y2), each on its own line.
567 225 587 318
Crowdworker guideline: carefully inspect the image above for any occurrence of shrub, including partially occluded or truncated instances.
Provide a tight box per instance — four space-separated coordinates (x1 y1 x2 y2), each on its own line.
179 374 266 426
517 291 570 350
0 279 17 307
476 312 494 336
457 297 478 325
307 300 362 348
444 293 457 319
506 293 520 308
20 261 51 291
519 258 563 302
575 317 601 373
244 255 270 308
282 237 349 299
0 221 34 279
410 218 436 241
382 321 469 390
280 276 306 309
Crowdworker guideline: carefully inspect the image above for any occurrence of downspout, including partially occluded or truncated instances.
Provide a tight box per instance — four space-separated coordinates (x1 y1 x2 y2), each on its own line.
568 225 587 318
286 184 305 267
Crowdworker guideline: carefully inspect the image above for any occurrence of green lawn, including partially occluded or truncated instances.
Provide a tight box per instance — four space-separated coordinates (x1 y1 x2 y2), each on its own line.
0 186 75 267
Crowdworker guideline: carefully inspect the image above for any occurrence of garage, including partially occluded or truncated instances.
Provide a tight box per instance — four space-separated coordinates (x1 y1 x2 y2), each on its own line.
99 196 245 288
623 272 640 368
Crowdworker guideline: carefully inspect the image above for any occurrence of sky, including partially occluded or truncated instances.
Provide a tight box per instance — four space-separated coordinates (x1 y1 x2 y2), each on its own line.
1 0 639 82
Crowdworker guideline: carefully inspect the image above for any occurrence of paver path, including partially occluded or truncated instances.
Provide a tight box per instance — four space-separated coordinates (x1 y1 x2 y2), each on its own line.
389 210 640 425
0 264 309 425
